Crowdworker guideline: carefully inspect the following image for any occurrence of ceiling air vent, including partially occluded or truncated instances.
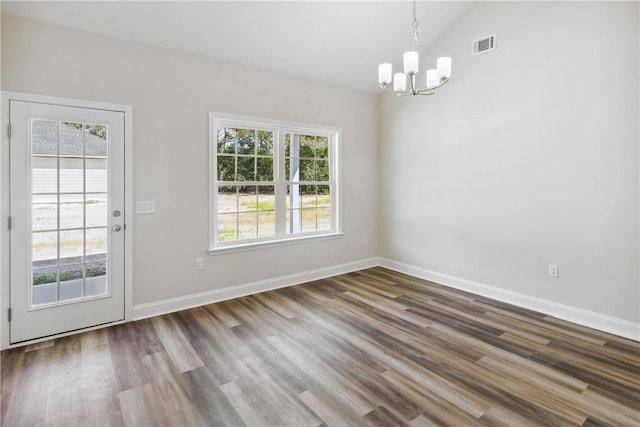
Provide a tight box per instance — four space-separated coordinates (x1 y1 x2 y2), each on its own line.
473 34 496 55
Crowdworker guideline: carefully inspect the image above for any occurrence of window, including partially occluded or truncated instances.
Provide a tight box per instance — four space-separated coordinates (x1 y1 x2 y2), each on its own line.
210 114 340 252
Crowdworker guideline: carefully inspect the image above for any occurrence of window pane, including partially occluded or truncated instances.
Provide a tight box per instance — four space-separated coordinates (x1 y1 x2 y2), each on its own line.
85 194 108 228
238 212 257 240
238 187 257 212
60 229 84 264
32 120 58 156
301 185 316 207
59 122 84 156
217 213 237 241
317 185 331 207
258 211 275 238
257 186 275 211
287 185 301 209
59 158 83 193
316 137 329 159
217 127 236 154
299 135 315 158
316 160 329 181
256 158 273 181
236 157 255 181
287 157 302 182
32 195 57 231
217 186 237 214
299 159 315 181
59 194 84 230
301 208 317 232
286 209 301 234
257 131 274 156
217 156 235 181
284 133 291 157
317 208 331 231
236 129 255 155
33 231 57 263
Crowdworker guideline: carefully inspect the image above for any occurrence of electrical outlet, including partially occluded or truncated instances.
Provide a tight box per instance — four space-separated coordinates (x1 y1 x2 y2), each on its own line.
196 258 204 271
362 234 368 244
548 264 559 278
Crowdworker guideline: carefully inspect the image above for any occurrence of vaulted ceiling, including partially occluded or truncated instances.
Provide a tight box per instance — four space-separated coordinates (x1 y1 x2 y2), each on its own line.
1 1 472 93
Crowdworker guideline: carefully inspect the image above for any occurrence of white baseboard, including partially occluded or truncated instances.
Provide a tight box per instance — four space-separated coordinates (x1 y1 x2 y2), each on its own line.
132 255 639 342
132 257 378 320
379 257 640 342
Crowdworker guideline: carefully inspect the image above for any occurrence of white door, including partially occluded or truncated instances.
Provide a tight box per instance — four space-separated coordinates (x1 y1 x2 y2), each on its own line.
9 101 125 343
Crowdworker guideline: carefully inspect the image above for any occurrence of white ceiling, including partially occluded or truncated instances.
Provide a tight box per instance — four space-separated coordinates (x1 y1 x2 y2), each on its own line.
1 1 472 93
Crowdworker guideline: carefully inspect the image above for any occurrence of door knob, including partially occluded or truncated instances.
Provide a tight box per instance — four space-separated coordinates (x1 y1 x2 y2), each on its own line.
112 225 122 232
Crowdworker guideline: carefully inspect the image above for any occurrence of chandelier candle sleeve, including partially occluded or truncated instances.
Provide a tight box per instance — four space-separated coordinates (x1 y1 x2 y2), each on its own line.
437 57 452 79
403 51 419 74
394 73 407 91
426 69 438 88
378 63 392 85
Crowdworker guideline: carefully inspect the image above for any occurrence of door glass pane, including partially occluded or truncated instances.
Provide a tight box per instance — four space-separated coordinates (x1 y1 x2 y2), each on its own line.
86 158 107 192
59 122 84 156
85 194 108 227
86 261 108 298
86 228 107 256
32 195 57 231
32 232 57 263
32 267 58 306
59 194 84 229
32 157 57 194
59 158 83 193
59 230 83 265
30 119 110 307
59 264 84 302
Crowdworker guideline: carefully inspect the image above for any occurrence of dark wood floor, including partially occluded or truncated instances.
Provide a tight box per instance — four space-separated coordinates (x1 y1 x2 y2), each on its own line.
1 267 639 426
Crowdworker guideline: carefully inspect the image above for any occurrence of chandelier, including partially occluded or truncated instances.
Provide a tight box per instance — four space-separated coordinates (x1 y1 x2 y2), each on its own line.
377 0 452 96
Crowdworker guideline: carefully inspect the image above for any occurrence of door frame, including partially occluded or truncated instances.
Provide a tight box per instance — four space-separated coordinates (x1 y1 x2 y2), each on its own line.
1 91 133 350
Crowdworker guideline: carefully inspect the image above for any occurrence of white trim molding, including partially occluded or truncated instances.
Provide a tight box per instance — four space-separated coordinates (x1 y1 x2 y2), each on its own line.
132 257 378 320
379 257 640 342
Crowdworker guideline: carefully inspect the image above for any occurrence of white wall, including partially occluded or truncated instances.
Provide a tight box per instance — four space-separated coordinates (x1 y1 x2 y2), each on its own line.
380 1 639 326
1 14 379 307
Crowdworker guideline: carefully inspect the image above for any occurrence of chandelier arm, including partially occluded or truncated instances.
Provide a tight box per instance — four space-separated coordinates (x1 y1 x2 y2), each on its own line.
415 77 450 95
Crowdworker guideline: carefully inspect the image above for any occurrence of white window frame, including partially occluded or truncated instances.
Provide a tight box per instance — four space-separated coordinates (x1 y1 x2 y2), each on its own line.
209 113 342 254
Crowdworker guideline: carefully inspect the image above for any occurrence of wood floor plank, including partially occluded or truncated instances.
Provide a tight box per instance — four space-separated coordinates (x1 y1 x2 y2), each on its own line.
118 383 164 427
150 315 205 373
2 267 638 426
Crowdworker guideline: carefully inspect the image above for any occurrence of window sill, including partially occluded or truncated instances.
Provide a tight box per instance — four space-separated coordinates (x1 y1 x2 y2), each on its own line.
208 232 344 255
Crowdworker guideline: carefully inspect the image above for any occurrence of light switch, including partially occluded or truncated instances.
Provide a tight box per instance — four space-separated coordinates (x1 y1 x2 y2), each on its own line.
136 201 156 214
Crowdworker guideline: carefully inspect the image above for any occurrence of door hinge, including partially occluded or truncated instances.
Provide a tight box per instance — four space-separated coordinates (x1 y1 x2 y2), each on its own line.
8 308 11 322
7 216 11 230
7 124 11 140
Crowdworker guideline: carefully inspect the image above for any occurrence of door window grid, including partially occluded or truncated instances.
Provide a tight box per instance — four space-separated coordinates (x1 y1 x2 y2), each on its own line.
31 120 109 307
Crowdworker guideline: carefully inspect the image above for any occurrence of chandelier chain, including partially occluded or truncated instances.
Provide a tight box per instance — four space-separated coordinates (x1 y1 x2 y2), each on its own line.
411 0 421 50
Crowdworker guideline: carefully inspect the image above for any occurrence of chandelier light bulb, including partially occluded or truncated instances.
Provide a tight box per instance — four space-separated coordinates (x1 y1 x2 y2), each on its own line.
403 51 419 75
393 73 407 92
437 57 452 79
426 69 438 89
378 63 392 85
